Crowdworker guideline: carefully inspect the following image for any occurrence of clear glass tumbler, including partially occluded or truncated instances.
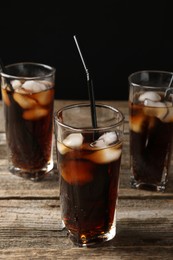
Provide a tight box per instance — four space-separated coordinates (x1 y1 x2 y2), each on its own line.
0 62 55 181
129 70 173 191
54 103 124 247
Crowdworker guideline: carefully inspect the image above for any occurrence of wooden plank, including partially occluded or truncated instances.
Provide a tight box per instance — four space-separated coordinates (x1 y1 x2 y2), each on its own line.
0 199 172 258
0 100 173 259
0 248 173 260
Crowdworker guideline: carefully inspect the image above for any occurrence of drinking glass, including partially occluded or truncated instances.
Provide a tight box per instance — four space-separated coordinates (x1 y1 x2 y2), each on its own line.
54 103 124 247
129 70 173 191
0 62 55 181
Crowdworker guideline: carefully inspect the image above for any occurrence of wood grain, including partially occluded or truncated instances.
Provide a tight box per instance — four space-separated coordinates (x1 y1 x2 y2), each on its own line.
0 100 173 259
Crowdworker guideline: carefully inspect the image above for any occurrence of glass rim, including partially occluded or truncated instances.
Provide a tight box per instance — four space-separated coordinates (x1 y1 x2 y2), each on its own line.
54 102 125 132
128 69 173 87
0 61 56 80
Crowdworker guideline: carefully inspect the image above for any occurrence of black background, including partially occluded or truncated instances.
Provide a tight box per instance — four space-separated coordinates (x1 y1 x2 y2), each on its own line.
1 0 173 101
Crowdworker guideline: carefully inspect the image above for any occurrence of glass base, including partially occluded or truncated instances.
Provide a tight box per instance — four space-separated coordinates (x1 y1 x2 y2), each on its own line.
9 161 54 181
130 176 167 192
68 226 116 247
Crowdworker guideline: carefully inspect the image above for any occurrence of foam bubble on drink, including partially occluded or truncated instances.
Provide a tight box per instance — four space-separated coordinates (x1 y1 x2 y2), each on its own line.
87 147 122 164
91 132 118 148
63 133 84 149
22 80 47 93
144 99 168 120
139 91 161 102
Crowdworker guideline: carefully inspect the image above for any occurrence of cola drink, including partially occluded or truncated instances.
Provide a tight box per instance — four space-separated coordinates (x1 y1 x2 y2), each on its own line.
1 63 55 180
128 70 173 191
54 103 124 246
57 133 122 246
129 91 173 191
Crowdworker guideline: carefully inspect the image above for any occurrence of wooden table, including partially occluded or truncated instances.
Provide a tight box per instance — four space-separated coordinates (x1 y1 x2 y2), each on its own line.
0 100 173 259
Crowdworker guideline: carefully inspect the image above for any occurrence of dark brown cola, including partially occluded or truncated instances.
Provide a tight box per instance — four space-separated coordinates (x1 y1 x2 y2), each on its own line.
2 85 54 178
57 135 122 246
129 101 173 190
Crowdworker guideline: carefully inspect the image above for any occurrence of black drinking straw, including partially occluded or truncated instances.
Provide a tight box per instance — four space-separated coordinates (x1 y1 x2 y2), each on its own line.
73 35 97 128
0 58 14 92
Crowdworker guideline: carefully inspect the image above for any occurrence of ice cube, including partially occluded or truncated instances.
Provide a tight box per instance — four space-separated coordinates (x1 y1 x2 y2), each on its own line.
144 100 168 120
11 80 22 90
162 107 173 122
144 99 166 107
15 88 30 94
33 89 54 105
91 132 118 148
22 80 47 93
91 139 105 148
63 133 84 148
87 148 122 164
38 80 54 87
60 160 93 185
129 115 145 133
13 93 37 109
99 132 117 145
139 91 161 102
57 142 70 155
22 106 48 120
1 89 11 106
